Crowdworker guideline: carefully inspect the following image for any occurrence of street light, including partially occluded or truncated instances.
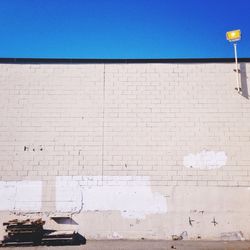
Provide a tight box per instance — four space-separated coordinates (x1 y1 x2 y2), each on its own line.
226 29 241 92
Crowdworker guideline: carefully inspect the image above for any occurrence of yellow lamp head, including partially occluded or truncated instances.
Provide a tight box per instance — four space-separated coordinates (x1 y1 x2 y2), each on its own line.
226 29 241 42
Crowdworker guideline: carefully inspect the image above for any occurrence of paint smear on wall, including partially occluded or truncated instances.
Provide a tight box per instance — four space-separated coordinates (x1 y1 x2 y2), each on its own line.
183 150 227 169
0 181 42 211
56 176 167 219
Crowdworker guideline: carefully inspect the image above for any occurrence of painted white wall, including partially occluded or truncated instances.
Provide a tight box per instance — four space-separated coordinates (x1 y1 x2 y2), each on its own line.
0 181 42 211
56 176 167 219
0 62 250 239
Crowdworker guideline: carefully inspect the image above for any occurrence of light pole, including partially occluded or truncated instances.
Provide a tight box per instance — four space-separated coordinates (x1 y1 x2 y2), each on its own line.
226 29 241 92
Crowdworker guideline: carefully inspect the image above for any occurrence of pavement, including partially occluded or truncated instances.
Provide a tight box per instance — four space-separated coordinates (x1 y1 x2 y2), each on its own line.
2 240 250 250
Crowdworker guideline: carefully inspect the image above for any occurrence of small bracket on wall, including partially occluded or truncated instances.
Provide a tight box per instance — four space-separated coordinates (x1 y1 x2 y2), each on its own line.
233 69 241 73
189 217 194 226
235 87 242 93
211 217 218 226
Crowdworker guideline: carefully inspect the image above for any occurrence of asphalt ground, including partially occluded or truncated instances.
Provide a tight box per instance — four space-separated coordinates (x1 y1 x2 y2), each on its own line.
2 240 250 250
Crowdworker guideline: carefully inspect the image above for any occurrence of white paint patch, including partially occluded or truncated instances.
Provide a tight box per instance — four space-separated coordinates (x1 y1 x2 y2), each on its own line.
108 232 123 239
56 176 167 219
183 150 227 169
55 180 83 213
0 181 42 211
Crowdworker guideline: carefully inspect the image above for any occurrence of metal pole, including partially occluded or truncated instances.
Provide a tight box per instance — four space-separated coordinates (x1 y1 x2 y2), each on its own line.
234 43 240 92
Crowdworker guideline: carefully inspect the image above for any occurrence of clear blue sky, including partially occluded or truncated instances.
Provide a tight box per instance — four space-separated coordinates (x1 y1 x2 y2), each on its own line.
0 0 249 58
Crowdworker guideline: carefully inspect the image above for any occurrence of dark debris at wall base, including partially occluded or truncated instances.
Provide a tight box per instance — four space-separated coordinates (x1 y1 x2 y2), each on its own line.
0 219 86 247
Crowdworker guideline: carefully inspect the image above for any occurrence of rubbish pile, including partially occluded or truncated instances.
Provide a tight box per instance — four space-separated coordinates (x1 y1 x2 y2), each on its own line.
1 218 85 247
2 219 44 246
42 230 82 245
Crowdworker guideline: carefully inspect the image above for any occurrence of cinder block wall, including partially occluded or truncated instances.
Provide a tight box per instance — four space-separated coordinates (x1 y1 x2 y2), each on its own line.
0 62 250 240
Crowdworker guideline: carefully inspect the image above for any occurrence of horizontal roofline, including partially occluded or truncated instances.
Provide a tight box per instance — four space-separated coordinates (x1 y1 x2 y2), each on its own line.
0 58 250 64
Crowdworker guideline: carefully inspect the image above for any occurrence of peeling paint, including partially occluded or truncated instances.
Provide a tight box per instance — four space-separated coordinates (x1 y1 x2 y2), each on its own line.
56 176 167 219
183 150 227 169
0 181 42 211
